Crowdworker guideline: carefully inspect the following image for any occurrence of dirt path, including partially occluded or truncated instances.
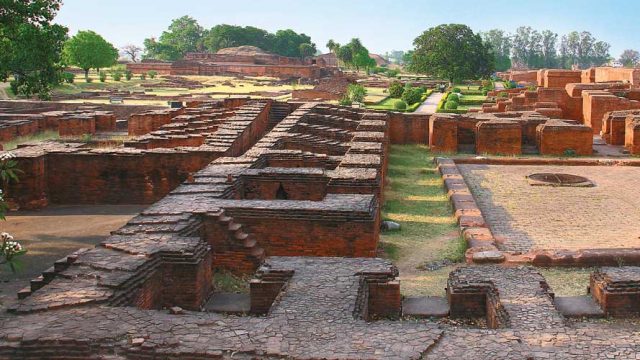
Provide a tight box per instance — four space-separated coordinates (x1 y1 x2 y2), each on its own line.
0 82 9 100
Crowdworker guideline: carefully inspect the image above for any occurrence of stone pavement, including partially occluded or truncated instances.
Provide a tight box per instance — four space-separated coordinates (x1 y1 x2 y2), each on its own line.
414 92 444 114
3 262 640 358
458 164 640 253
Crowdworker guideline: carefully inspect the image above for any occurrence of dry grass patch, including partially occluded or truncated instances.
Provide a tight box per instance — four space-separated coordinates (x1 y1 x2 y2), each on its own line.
539 267 594 296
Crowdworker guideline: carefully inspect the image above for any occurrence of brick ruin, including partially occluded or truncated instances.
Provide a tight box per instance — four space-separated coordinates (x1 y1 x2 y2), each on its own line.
489 68 640 141
429 111 592 156
3 94 640 357
127 45 339 80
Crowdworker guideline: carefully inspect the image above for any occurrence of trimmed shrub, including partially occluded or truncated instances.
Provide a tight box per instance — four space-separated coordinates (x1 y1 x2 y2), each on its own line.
148 70 158 79
386 69 399 78
125 71 133 81
112 72 122 81
139 73 146 80
401 86 423 105
388 81 404 98
85 77 93 83
445 100 458 110
99 72 107 82
452 87 462 93
394 100 407 110
446 93 459 103
62 72 75 84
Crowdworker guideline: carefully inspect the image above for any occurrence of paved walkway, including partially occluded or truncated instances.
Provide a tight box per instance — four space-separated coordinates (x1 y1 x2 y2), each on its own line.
415 92 444 114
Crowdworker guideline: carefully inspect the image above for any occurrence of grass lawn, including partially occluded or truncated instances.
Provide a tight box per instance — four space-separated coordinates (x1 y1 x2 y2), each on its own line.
380 145 463 297
540 268 593 296
368 97 403 111
364 87 388 104
53 70 312 100
2 131 60 150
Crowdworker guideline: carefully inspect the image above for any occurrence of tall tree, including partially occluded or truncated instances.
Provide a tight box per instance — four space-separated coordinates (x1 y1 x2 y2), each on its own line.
619 49 640 68
481 29 511 71
63 30 118 80
411 24 494 84
326 39 338 53
143 16 203 61
121 44 142 62
271 29 316 58
540 30 558 68
0 0 68 99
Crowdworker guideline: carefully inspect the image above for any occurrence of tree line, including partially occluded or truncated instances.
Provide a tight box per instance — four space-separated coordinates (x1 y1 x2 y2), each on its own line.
481 27 611 71
143 16 317 61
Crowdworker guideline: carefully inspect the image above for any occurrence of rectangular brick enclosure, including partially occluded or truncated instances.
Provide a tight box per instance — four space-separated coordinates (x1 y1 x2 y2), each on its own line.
458 164 640 253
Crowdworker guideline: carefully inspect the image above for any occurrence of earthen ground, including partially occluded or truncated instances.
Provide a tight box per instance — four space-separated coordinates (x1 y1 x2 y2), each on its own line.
0 205 144 308
459 164 640 252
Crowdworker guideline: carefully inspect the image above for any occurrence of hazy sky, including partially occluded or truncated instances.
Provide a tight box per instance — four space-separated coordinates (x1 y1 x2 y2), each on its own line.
54 0 638 57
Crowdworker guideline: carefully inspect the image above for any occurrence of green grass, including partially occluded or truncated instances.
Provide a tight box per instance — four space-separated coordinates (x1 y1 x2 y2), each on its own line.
2 131 60 150
380 145 463 296
213 270 250 294
368 97 403 111
539 268 594 296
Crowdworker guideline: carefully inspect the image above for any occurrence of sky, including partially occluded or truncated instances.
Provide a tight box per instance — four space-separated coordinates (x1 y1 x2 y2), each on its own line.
54 0 639 57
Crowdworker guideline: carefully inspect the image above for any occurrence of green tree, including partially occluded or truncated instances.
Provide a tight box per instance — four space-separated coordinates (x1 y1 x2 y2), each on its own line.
63 30 118 80
299 43 315 59
0 0 68 99
326 39 339 53
619 49 640 68
272 29 316 58
411 24 494 85
481 29 512 71
143 16 203 60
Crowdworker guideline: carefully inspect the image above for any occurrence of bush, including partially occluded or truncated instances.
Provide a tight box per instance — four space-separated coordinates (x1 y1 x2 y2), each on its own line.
452 87 461 93
85 77 93 83
401 86 423 105
347 84 367 104
394 100 407 110
339 96 352 106
386 69 399 78
139 73 146 80
498 92 508 99
112 72 122 81
446 93 459 103
62 72 75 84
445 100 458 110
9 81 18 95
147 70 158 79
99 72 107 83
482 89 488 96
125 71 133 81
388 81 404 98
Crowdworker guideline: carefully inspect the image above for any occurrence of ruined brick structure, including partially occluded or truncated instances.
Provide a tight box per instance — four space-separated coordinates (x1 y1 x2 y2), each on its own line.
127 46 337 79
429 111 592 156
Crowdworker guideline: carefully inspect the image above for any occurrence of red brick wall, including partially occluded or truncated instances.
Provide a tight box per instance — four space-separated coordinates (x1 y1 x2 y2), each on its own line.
231 216 379 257
45 152 217 204
475 122 522 155
388 113 430 144
365 281 401 320
161 253 213 310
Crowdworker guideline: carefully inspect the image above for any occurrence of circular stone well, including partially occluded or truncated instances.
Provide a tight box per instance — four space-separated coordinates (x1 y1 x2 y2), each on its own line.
526 173 594 187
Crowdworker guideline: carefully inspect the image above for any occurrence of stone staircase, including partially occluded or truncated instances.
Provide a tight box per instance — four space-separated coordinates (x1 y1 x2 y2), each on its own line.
208 210 265 273
267 101 291 131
